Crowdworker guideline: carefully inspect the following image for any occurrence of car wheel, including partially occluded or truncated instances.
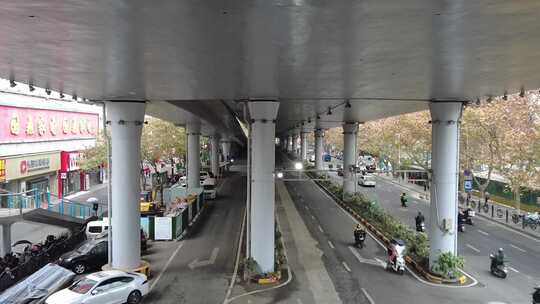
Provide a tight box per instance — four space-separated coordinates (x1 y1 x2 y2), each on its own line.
127 290 142 304
73 262 86 274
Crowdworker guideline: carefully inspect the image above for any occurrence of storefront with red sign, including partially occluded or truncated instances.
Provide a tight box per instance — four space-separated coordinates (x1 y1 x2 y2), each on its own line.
0 152 61 205
58 151 86 197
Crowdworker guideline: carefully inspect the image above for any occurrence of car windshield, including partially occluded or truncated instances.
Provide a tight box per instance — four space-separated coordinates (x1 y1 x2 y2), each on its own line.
69 278 98 294
363 175 374 181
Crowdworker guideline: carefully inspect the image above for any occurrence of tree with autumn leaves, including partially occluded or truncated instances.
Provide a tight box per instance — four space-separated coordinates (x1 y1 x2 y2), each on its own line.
328 93 540 209
80 116 186 181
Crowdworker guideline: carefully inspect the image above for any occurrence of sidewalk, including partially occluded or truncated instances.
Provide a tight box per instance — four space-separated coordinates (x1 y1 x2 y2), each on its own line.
375 174 540 239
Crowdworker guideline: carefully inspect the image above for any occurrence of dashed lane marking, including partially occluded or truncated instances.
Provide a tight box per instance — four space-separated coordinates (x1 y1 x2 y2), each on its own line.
150 241 185 291
477 229 490 236
311 215 316 220
318 225 324 233
342 261 352 272
510 244 526 253
508 266 520 273
328 240 335 249
466 244 481 253
361 288 376 304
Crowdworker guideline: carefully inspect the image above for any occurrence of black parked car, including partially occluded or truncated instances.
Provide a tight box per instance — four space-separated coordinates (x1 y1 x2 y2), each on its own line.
58 239 108 275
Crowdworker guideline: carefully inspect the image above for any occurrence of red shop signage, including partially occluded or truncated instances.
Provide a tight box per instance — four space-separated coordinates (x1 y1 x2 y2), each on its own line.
0 105 98 143
60 151 82 172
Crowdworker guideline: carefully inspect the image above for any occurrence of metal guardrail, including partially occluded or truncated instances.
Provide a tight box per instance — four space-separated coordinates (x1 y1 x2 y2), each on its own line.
0 189 95 220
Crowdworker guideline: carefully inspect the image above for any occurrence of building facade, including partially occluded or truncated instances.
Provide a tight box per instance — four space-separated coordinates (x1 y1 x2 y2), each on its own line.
0 91 101 205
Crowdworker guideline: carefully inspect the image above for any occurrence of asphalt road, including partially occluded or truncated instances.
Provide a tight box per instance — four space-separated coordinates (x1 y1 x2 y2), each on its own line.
143 169 245 304
279 152 536 304
324 169 539 304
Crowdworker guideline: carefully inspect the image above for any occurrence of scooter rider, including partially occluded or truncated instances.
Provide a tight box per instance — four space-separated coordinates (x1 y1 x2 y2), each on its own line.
354 224 366 248
415 211 425 226
400 193 408 207
491 248 505 269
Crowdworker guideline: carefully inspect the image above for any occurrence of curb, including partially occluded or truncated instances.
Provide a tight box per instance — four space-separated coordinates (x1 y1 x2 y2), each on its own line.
311 176 467 286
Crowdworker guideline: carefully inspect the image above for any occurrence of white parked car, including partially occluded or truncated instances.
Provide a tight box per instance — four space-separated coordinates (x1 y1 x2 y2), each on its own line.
46 270 149 304
202 178 217 199
358 174 376 187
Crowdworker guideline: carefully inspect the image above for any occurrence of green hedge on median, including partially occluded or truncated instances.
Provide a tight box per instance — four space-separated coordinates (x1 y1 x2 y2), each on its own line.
316 177 429 265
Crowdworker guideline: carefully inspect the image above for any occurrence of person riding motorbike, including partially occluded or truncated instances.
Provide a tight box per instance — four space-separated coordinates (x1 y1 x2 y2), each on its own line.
400 193 408 207
490 248 505 269
458 211 466 232
415 211 425 231
354 224 366 248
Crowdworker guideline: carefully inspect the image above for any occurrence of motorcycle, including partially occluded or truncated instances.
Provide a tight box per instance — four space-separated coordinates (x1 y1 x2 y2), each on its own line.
489 254 508 279
416 222 425 232
354 232 366 249
386 239 406 275
464 208 475 225
458 222 465 232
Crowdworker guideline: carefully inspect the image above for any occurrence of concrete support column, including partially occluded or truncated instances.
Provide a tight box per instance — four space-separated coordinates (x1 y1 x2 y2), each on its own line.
107 101 145 269
300 130 308 162
1 223 12 257
187 121 201 189
342 122 359 194
210 135 220 178
429 102 462 267
221 140 231 162
295 131 301 158
315 128 325 171
287 135 293 153
248 100 279 273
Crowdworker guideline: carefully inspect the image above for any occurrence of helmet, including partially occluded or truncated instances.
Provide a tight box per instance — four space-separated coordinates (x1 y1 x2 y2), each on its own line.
498 248 504 253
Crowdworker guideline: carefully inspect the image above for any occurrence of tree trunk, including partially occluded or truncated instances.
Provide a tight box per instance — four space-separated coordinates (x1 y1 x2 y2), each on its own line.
514 186 521 213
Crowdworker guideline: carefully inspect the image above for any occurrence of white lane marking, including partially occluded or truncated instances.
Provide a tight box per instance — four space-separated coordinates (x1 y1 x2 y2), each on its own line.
374 257 387 268
508 266 520 273
477 229 490 236
466 244 481 253
150 241 185 291
223 208 246 303
472 214 540 244
311 179 479 288
305 205 309 210
361 288 376 304
342 261 352 272
311 215 316 220
348 246 384 268
328 240 335 249
188 247 220 269
318 225 324 233
510 244 526 253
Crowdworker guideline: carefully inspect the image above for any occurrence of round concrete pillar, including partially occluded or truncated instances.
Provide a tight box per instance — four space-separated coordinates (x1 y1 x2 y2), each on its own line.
1 223 12 257
315 128 325 171
429 102 462 267
300 131 308 162
248 100 279 273
187 121 201 189
342 122 358 194
107 101 145 269
210 135 220 177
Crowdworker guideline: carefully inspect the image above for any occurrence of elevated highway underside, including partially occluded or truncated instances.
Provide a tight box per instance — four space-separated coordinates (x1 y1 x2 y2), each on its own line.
1 1 540 132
